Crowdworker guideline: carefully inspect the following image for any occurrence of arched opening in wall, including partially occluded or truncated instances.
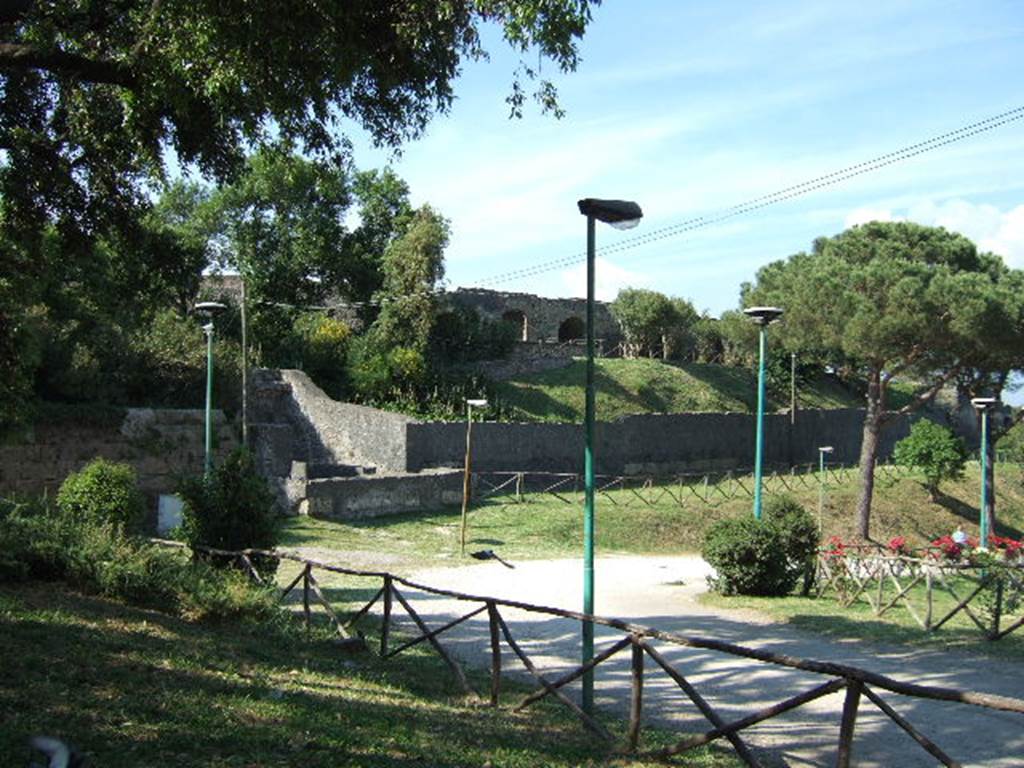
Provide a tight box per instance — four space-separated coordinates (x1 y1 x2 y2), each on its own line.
502 310 528 341
558 316 584 342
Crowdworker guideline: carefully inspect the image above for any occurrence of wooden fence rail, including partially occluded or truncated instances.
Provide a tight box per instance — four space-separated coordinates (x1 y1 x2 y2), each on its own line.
472 464 906 509
154 539 1024 767
816 550 1024 640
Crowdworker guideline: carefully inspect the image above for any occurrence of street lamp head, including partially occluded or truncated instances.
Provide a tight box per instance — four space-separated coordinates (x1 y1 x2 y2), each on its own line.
819 446 834 454
971 397 999 410
194 301 227 317
577 198 643 230
466 399 488 408
743 306 784 326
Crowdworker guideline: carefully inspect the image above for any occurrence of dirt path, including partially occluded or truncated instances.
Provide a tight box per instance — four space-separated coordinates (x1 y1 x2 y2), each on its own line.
395 555 1024 767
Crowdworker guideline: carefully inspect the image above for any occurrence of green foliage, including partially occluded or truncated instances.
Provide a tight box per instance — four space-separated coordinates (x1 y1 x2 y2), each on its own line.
703 497 817 597
429 305 517 364
702 517 796 597
610 289 699 359
743 220 1024 538
894 419 968 498
764 496 819 595
56 459 146 534
291 313 352 397
0 501 281 623
178 450 279 577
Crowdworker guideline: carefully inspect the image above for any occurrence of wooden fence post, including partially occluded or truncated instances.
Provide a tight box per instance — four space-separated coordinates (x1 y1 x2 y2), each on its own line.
836 679 863 768
381 575 393 656
488 600 501 707
302 563 311 635
628 634 644 751
515 472 523 503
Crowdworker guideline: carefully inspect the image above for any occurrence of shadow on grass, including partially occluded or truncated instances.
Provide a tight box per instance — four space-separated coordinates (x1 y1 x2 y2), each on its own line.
933 489 1023 539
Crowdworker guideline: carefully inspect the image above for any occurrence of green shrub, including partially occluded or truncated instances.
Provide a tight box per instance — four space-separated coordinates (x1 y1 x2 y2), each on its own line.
56 458 146 533
178 449 279 577
764 495 818 595
893 419 968 500
0 498 280 624
702 516 794 596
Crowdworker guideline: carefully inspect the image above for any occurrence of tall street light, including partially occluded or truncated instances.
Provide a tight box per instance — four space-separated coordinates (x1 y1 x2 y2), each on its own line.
972 397 999 549
461 398 488 553
577 197 642 714
817 446 834 535
195 301 227 475
743 306 784 521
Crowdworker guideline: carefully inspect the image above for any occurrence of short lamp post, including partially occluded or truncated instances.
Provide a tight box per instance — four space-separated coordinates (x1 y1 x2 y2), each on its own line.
577 197 642 714
972 397 999 549
195 301 227 475
743 306 784 521
817 446 834 535
461 399 488 553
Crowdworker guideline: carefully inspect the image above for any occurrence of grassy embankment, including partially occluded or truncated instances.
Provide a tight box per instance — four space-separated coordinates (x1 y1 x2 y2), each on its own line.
0 582 737 767
492 358 868 422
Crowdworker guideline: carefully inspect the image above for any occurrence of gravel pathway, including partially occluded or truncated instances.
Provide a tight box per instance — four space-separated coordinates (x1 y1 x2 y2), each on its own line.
395 555 1024 767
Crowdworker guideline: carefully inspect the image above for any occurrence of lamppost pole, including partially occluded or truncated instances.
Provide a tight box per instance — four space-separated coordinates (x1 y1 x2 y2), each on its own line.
461 398 488 553
818 446 834 535
195 302 227 476
577 198 642 715
582 212 597 712
744 307 783 521
972 397 999 549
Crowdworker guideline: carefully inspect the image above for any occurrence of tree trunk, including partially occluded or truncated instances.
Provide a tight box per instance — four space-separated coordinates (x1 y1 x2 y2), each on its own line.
856 371 883 540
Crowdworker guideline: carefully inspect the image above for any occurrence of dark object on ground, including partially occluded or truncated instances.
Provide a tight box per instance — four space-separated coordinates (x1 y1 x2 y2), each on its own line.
29 736 88 768
471 549 515 569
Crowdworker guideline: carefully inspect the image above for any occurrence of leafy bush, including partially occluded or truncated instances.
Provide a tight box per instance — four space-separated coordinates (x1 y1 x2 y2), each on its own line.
702 517 794 596
764 496 818 595
56 458 146 533
178 449 279 577
0 498 281 624
893 419 967 500
292 312 351 396
703 499 818 597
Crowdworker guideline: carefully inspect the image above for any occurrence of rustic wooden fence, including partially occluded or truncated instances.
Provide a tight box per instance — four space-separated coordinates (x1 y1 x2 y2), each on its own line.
817 548 1024 640
157 540 1024 767
472 464 907 509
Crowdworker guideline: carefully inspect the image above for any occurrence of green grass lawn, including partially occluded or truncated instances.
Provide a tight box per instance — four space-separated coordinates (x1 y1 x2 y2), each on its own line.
492 358 865 422
0 582 738 767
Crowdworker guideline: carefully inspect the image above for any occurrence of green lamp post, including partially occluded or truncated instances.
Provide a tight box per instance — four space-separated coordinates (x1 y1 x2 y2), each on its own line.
195 301 227 475
743 306 783 521
972 397 999 549
577 197 642 714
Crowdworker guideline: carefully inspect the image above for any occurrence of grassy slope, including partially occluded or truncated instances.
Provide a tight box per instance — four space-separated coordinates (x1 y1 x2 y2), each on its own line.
0 583 734 767
493 358 864 422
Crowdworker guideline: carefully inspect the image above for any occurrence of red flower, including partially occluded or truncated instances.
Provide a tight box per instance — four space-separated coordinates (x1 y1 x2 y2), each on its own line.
888 536 908 555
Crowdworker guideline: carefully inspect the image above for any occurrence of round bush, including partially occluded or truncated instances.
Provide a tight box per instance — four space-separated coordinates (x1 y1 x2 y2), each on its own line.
702 516 796 596
764 495 818 594
178 449 279 577
56 458 146 533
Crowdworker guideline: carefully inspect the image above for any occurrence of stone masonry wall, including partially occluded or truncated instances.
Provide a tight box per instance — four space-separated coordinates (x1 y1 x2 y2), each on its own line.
449 288 621 344
405 408 912 475
0 409 237 512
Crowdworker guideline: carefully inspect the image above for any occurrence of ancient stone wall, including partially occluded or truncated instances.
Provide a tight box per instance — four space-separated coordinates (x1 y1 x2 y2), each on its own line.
0 409 237 516
448 288 621 344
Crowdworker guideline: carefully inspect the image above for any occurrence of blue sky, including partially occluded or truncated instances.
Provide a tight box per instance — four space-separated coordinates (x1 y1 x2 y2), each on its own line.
347 0 1024 316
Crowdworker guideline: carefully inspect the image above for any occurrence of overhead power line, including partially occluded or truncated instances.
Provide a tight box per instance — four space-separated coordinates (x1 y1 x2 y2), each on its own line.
473 105 1024 289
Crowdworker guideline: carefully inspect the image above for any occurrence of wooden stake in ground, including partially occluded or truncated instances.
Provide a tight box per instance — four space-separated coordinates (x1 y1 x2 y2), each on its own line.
461 399 487 552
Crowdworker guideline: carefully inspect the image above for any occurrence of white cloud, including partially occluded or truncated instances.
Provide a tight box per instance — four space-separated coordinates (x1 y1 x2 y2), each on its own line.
844 207 897 228
555 256 652 302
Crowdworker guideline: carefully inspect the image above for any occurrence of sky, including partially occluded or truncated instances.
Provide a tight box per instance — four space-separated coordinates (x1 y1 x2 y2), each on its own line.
344 0 1024 316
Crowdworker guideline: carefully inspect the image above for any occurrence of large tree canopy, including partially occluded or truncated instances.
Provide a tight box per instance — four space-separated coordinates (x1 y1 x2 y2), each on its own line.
0 0 599 235
744 220 1024 539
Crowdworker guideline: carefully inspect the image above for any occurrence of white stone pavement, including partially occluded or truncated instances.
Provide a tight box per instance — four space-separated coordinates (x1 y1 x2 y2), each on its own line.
389 555 1024 768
